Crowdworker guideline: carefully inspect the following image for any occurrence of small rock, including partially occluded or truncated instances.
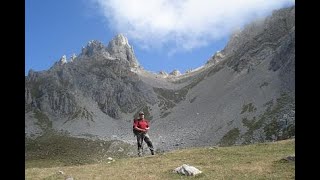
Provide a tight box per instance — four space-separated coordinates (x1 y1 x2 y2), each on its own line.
282 155 295 162
58 170 64 175
174 164 202 176
209 146 218 149
107 157 113 161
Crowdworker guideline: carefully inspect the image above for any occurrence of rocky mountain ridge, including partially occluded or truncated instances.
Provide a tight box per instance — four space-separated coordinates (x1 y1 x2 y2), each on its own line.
25 6 295 151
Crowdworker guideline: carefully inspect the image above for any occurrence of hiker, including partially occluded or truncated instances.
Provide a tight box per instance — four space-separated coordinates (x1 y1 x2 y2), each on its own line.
133 111 155 156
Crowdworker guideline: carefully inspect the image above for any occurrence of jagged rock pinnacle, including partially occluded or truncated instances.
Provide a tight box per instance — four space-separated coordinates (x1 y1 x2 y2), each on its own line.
159 71 168 76
70 53 76 62
113 34 130 47
80 40 107 57
169 69 181 76
59 55 67 64
206 51 225 65
107 34 139 68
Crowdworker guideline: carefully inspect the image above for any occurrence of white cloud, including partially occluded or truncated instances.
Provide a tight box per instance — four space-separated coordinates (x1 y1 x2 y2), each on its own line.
93 0 294 53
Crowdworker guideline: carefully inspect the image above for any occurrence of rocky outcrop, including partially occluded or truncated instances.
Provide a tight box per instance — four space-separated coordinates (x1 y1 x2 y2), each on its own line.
70 53 76 62
206 51 225 65
80 40 108 58
59 55 67 64
281 155 295 162
25 34 157 121
224 6 295 73
158 71 168 77
107 34 139 68
169 69 181 76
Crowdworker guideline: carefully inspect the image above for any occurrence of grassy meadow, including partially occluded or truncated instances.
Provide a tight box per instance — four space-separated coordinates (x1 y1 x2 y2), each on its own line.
26 138 294 179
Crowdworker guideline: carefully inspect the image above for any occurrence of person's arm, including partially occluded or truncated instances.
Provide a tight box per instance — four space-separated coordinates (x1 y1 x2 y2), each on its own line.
145 120 150 132
135 126 146 132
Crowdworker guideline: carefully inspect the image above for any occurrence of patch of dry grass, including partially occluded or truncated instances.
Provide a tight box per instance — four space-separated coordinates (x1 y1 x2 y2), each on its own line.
26 139 294 180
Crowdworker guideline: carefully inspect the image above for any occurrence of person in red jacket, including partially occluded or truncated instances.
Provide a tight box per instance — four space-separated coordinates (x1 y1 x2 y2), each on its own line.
133 111 154 156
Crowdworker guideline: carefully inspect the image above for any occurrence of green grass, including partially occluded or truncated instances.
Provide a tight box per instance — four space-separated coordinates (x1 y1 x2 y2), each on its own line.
219 128 240 146
26 139 295 180
25 133 136 168
242 117 264 135
261 93 295 140
65 107 94 123
154 73 206 117
154 88 188 105
240 92 295 144
241 103 257 114
33 109 52 130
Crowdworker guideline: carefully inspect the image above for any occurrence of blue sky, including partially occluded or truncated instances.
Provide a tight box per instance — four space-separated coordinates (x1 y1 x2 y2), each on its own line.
26 0 294 75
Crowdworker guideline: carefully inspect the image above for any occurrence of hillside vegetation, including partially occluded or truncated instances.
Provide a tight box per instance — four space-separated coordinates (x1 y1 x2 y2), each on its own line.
25 139 294 180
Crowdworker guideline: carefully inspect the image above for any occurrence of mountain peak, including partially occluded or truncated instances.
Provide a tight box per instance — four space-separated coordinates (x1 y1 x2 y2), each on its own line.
169 69 181 76
112 34 131 47
59 55 67 64
107 34 139 68
80 40 107 57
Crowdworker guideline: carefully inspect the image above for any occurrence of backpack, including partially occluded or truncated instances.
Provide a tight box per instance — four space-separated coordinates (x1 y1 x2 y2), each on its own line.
133 119 140 136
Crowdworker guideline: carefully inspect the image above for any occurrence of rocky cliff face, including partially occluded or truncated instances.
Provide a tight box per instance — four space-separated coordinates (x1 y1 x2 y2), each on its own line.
25 6 295 151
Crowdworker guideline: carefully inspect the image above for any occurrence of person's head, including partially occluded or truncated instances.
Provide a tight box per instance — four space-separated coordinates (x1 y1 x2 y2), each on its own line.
139 111 144 118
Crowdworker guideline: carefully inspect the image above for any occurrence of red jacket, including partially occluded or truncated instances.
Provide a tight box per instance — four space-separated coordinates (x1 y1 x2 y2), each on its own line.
133 118 149 130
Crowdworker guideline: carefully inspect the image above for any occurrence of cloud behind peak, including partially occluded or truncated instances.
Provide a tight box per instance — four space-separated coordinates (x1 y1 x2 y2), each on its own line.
93 0 294 54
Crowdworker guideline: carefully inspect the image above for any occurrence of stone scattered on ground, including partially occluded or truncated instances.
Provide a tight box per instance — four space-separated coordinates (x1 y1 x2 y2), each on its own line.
174 164 202 176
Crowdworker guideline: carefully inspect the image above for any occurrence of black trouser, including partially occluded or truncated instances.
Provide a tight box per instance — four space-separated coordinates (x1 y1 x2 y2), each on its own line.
136 132 154 155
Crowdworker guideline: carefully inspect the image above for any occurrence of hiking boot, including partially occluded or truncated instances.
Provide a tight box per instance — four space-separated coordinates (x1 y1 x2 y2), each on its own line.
151 150 155 155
